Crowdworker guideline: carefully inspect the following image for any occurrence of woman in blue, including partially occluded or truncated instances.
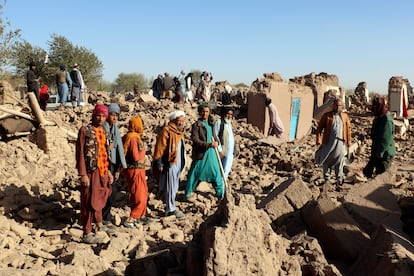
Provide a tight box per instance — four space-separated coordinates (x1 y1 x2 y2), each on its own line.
186 103 224 200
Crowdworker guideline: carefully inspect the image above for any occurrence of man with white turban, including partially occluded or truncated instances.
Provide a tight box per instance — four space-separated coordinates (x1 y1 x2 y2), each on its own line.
152 110 186 218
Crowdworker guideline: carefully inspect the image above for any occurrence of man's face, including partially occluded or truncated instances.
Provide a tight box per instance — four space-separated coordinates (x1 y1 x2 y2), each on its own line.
224 110 233 122
108 113 118 125
334 100 343 113
174 116 185 131
92 114 107 126
200 107 210 120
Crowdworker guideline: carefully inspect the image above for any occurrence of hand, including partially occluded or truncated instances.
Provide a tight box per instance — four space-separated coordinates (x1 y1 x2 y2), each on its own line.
219 152 225 159
80 175 89 187
114 171 120 181
210 141 219 148
108 171 114 184
158 166 163 173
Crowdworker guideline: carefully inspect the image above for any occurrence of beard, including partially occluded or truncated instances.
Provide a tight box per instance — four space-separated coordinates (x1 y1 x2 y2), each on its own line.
224 118 232 124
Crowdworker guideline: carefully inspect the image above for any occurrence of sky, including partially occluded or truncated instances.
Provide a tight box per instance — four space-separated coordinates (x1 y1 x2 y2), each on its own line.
3 0 414 94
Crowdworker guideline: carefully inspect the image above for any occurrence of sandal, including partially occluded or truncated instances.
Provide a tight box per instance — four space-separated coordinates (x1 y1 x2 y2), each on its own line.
99 224 116 234
82 233 103 244
123 220 136 228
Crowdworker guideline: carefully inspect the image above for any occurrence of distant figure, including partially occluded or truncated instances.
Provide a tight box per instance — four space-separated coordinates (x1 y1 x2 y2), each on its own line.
153 110 186 219
56 64 72 110
70 63 86 107
39 84 49 111
315 98 352 185
195 71 213 102
221 84 232 105
186 103 224 200
152 74 163 100
162 73 174 100
363 95 395 178
26 61 41 103
76 104 114 244
123 116 149 228
214 106 236 179
184 72 194 103
265 97 284 138
133 83 140 98
102 103 127 227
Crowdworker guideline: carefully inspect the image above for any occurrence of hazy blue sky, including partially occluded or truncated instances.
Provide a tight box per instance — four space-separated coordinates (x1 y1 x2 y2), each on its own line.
4 0 414 93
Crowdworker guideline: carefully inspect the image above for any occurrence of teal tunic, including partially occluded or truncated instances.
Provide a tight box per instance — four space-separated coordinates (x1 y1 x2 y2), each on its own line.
186 121 224 199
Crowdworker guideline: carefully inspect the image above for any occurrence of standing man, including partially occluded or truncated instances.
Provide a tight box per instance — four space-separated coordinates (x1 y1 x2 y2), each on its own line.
162 73 174 100
70 63 85 107
76 104 114 244
26 61 41 103
315 98 352 185
153 110 186 219
214 106 236 180
152 74 163 100
186 103 224 200
56 64 72 110
265 97 285 138
102 103 127 227
363 95 395 178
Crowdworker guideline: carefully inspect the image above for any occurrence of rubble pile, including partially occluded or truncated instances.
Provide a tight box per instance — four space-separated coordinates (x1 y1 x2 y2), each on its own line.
0 87 414 275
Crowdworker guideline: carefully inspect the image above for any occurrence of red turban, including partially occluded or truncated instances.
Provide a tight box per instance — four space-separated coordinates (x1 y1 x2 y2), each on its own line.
92 104 108 117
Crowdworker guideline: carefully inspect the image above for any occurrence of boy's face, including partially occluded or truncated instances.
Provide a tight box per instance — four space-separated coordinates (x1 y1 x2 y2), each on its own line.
108 113 118 124
92 114 107 126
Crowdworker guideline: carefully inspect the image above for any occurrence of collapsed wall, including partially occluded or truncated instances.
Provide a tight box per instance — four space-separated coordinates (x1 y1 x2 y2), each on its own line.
248 72 314 141
388 76 409 118
290 72 340 110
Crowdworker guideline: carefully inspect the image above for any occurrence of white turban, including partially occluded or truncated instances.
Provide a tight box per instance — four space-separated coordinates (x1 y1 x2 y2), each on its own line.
168 110 185 121
224 84 232 93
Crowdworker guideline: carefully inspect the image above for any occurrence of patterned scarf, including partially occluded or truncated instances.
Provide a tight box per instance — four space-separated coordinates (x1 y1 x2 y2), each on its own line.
94 126 108 176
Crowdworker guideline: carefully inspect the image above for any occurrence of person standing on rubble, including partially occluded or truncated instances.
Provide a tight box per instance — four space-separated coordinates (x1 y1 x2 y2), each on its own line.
315 98 352 185
186 103 224 200
70 63 86 107
102 103 127 228
153 110 186 219
214 106 236 180
55 64 72 110
26 61 41 103
76 104 114 244
363 95 395 178
122 116 150 228
265 97 285 138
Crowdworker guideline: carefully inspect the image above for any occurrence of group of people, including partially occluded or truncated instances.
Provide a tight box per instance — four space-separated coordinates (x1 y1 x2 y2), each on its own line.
151 71 214 104
25 62 86 111
75 102 237 244
315 96 395 186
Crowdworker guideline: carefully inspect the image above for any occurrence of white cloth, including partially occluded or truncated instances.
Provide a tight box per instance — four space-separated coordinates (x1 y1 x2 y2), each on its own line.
168 110 185 121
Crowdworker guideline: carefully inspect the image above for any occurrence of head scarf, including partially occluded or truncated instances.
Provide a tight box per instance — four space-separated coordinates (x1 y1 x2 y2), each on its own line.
108 103 121 115
123 116 144 156
372 95 388 117
92 104 108 117
168 110 185 121
221 106 234 117
60 64 66 71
